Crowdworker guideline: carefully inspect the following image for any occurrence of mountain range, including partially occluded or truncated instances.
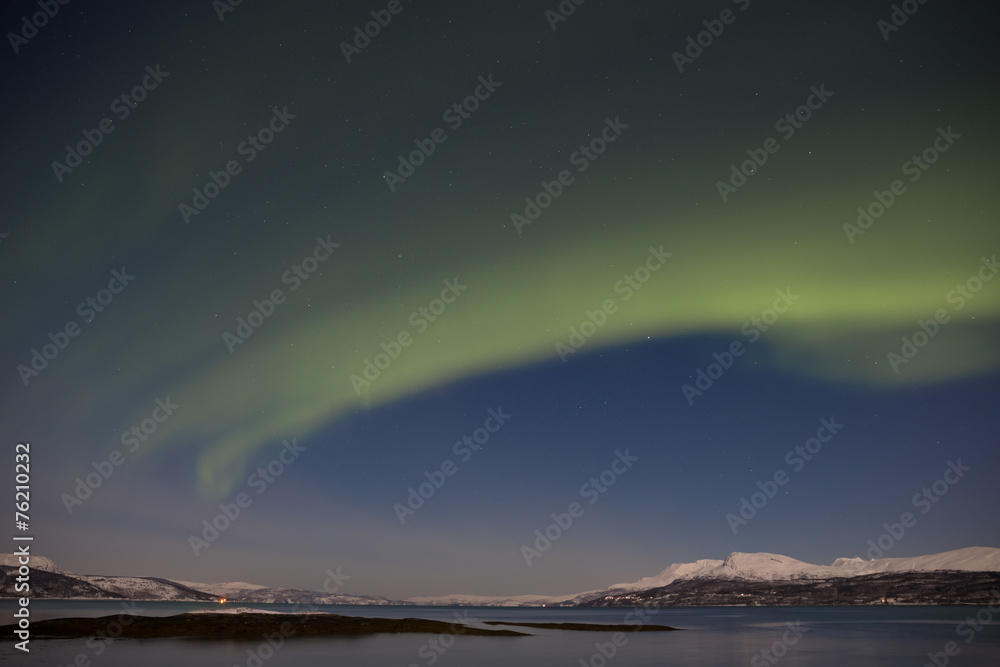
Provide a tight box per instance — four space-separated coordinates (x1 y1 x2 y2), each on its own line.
3 547 998 607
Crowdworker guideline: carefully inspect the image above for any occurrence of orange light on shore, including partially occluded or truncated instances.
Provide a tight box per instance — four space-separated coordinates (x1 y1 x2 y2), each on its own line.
219 598 227 604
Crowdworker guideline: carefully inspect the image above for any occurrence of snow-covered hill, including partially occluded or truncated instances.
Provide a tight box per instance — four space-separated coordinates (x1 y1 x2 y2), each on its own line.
408 546 1000 606
406 592 577 607
0 554 68 574
3 547 997 605
174 580 398 605
605 558 725 592
832 546 1000 575
605 546 1000 593
0 557 398 604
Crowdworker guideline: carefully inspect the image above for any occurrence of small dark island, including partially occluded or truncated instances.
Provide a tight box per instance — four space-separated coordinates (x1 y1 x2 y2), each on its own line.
1 611 527 640
1 610 681 641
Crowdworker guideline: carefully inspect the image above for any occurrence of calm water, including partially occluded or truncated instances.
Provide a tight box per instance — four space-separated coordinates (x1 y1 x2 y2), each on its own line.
2 601 999 666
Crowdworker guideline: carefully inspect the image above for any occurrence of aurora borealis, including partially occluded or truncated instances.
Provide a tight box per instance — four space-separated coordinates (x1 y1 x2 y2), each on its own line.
2 1 998 598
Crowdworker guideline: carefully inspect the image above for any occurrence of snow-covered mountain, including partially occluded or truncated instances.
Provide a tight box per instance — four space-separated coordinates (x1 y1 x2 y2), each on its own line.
605 546 1000 592
173 580 398 605
3 547 997 605
0 559 397 604
0 554 68 574
407 547 1000 606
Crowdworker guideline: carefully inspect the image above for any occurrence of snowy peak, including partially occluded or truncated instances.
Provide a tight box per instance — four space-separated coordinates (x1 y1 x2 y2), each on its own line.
608 559 722 591
412 548 1000 606
0 554 67 575
835 546 1000 575
174 581 269 595
720 552 821 578
607 547 1000 592
607 552 840 592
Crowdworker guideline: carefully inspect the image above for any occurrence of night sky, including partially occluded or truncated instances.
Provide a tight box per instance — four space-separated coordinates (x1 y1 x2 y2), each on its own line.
2 1 998 599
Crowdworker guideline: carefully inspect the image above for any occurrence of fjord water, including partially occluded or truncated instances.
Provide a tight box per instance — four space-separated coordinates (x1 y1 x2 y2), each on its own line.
3 601 998 666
